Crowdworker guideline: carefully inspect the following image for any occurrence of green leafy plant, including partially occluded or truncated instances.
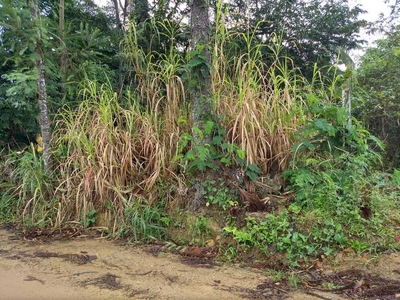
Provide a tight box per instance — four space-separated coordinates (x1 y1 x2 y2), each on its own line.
223 211 354 265
0 192 19 222
194 215 211 235
176 120 260 180
82 209 97 228
288 274 300 288
202 179 238 210
392 169 400 187
191 215 214 245
349 240 369 253
181 46 213 93
284 94 385 217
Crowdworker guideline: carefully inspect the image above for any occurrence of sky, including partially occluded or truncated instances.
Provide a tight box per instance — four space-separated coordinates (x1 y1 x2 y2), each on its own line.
348 0 392 61
351 0 390 21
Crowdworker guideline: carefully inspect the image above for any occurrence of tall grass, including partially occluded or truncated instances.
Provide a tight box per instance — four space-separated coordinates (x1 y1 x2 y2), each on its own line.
53 79 182 230
0 145 56 226
212 10 307 174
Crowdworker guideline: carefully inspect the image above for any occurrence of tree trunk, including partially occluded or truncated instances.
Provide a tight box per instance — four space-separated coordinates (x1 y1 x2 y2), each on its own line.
188 0 213 211
59 0 67 94
29 0 52 172
111 0 122 27
189 0 212 146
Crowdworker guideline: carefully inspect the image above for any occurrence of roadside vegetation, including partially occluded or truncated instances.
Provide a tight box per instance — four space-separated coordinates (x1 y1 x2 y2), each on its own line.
1 0 400 269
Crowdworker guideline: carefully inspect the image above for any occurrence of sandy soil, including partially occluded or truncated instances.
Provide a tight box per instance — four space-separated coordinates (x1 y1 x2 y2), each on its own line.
0 228 399 300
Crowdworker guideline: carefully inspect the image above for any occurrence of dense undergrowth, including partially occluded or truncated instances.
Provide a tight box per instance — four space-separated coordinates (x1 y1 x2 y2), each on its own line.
1 13 400 267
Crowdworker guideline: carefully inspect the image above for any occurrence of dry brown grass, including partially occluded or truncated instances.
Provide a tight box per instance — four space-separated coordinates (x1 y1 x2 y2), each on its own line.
53 79 184 230
212 23 306 174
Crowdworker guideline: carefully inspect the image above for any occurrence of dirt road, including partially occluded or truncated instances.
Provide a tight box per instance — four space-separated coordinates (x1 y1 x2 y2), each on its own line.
0 227 399 300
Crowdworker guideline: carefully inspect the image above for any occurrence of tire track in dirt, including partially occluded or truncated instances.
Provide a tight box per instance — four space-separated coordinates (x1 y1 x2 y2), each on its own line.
2 228 399 300
0 229 287 299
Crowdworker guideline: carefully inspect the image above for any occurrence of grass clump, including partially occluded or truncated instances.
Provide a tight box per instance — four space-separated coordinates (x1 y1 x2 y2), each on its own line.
0 146 56 226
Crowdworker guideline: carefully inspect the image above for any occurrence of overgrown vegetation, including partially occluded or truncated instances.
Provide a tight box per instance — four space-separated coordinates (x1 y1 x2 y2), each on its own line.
1 0 400 269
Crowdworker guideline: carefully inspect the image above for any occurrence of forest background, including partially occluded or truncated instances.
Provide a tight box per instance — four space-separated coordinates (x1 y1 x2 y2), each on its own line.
1 0 400 267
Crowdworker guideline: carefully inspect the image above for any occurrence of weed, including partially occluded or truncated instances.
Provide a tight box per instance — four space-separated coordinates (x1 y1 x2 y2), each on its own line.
288 274 300 288
195 215 211 235
0 146 55 226
321 282 342 290
176 121 260 179
82 209 97 228
392 169 400 187
349 240 369 253
270 271 284 282
121 200 170 243
0 6 399 269
0 192 19 222
202 179 238 210
222 246 238 263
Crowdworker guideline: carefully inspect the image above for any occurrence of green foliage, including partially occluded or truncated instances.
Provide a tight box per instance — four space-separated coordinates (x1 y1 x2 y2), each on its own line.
201 179 238 210
189 215 215 245
0 146 55 226
190 215 214 245
166 211 215 246
181 46 213 92
82 209 97 228
121 200 170 243
176 120 260 179
223 90 399 264
222 246 238 263
0 0 119 145
288 274 300 288
286 95 385 214
392 169 400 186
224 212 315 265
226 0 366 78
298 92 384 157
0 0 43 144
0 0 398 269
224 193 399 266
355 27 400 167
0 192 19 222
194 215 211 235
0 69 40 143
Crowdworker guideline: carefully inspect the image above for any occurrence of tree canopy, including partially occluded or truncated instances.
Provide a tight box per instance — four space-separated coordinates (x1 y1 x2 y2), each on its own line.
355 26 400 167
227 0 367 78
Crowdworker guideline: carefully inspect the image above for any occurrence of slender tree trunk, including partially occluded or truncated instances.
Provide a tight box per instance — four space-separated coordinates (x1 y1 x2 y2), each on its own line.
189 0 212 146
30 0 52 172
342 86 351 127
112 0 122 27
188 0 213 211
59 0 67 93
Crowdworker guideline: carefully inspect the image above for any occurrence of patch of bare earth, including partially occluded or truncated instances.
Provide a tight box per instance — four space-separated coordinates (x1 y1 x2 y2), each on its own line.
1 227 400 300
